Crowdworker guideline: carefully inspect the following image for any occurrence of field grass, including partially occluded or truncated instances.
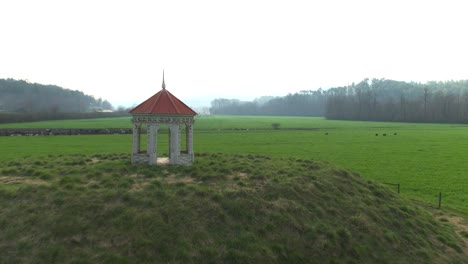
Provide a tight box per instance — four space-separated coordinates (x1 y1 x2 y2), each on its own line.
0 153 465 263
0 115 460 130
1 116 467 213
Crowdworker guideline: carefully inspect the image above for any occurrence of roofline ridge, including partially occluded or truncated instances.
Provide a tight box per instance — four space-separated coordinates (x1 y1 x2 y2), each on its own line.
148 90 163 113
165 89 181 114
165 89 197 115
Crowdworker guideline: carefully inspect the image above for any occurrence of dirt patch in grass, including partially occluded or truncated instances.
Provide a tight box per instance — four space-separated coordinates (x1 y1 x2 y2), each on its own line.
128 174 150 191
0 176 49 186
231 172 248 180
434 212 468 255
129 182 149 192
164 175 198 184
89 158 100 164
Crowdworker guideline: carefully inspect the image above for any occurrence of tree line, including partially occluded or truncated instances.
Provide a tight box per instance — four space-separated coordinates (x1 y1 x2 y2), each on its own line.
210 78 468 124
210 90 327 117
0 111 129 124
0 78 113 113
325 79 468 123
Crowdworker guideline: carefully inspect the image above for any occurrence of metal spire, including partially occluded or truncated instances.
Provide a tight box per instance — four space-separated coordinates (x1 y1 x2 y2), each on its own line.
162 70 166 89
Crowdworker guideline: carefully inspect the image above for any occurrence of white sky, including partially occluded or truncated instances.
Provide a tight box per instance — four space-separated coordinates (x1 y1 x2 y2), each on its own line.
1 0 468 107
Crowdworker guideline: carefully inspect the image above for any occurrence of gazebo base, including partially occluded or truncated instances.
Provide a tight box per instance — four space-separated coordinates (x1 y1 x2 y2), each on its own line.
156 157 170 165
131 153 194 165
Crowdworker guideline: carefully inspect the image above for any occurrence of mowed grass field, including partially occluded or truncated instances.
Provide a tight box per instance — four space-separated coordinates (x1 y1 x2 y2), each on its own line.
1 116 467 213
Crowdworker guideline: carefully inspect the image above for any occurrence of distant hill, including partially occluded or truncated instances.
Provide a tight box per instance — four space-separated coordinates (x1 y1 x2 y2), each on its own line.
0 78 113 113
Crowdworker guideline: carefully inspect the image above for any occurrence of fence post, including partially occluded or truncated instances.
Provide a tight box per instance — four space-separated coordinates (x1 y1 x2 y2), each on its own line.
383 182 400 194
438 192 442 209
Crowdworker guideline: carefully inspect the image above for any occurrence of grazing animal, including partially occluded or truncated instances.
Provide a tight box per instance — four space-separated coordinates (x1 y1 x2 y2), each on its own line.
383 133 387 136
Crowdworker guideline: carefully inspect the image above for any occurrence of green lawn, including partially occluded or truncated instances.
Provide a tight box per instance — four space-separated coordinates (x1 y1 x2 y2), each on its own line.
1 116 467 212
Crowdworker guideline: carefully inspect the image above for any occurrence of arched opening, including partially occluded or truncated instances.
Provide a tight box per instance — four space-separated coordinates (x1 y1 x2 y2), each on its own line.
180 125 188 154
139 124 148 154
155 124 169 164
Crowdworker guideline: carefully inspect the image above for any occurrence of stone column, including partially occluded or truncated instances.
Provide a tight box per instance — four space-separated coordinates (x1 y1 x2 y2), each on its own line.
132 123 141 154
167 125 172 159
169 123 180 164
147 124 159 165
186 124 194 162
178 124 182 155
154 124 159 163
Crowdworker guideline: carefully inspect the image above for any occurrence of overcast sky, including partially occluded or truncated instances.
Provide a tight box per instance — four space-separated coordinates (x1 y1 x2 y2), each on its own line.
1 0 467 107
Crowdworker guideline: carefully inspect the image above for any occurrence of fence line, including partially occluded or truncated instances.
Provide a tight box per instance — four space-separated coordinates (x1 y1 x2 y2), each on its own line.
383 182 446 209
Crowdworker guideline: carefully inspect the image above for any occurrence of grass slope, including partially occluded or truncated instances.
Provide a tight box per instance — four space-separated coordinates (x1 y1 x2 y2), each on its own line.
0 153 465 263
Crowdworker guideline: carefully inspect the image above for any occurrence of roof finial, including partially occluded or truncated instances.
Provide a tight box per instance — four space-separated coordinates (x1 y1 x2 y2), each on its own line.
162 70 166 89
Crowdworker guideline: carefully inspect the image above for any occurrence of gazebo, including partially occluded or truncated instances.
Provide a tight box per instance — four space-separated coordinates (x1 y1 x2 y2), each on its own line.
129 74 197 165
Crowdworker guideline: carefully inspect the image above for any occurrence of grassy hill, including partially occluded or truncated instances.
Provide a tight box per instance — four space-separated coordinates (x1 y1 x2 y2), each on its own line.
0 153 465 263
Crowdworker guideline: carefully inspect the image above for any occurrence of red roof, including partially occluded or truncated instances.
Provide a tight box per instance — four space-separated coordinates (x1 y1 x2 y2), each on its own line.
129 88 197 116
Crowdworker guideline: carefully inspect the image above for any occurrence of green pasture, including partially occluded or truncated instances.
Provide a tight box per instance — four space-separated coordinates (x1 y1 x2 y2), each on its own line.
0 116 467 212
0 115 456 130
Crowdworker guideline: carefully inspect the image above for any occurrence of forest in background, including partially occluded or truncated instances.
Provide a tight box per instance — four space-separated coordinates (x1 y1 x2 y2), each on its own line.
210 91 326 117
325 79 468 123
0 79 130 123
3 78 468 124
0 78 113 113
210 79 468 124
